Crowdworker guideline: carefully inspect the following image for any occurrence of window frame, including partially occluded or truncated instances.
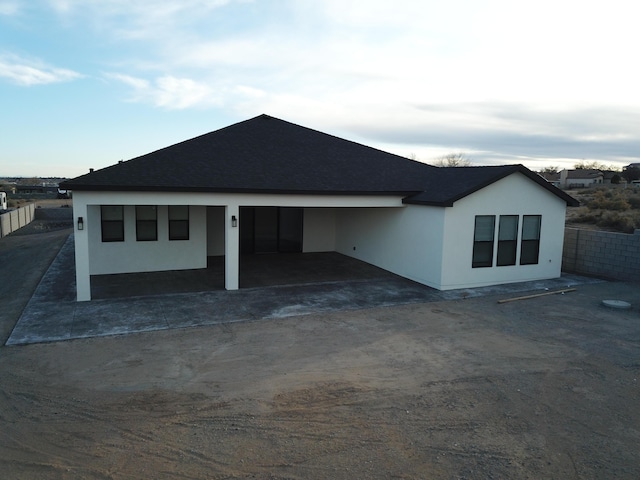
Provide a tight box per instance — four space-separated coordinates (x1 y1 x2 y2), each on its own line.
496 215 519 267
136 205 158 242
168 205 190 241
520 215 542 265
101 205 124 242
472 215 496 268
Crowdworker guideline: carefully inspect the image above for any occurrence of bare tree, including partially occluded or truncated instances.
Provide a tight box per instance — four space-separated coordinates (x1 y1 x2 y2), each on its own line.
574 161 620 171
622 166 640 183
16 177 43 185
433 152 472 167
540 166 559 174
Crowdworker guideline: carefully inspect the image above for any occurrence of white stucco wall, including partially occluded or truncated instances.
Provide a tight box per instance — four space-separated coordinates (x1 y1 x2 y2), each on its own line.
302 208 336 252
334 205 446 288
439 173 567 290
88 204 207 275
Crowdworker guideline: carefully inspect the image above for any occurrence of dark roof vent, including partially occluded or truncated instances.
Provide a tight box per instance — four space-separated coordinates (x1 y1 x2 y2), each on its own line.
89 168 94 173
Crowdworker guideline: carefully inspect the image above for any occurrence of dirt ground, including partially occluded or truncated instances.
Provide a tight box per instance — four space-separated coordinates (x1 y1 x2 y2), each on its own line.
1 218 639 479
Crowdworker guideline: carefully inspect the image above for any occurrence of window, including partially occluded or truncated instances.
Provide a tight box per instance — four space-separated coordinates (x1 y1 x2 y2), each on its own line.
136 206 157 241
101 205 124 242
497 215 519 266
520 215 541 265
169 205 189 240
472 215 495 268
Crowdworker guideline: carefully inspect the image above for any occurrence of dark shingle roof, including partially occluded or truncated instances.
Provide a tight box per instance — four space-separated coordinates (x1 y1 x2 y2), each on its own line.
404 164 579 207
566 169 603 179
62 114 435 195
61 114 578 206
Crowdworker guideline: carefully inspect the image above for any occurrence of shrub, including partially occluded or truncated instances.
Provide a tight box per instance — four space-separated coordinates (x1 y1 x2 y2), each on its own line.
587 191 630 211
572 213 601 224
628 196 640 209
567 187 640 233
596 212 637 233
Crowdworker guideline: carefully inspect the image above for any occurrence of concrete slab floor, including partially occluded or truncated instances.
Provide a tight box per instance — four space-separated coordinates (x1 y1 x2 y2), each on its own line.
7 235 604 346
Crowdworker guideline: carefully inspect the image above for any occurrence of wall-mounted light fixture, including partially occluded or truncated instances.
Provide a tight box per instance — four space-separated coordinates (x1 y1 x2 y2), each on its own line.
231 215 237 228
77 216 84 230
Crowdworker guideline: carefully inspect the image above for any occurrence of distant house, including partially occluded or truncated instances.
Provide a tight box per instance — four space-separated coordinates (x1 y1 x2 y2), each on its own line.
624 163 640 183
602 171 623 185
539 172 561 187
559 169 604 188
15 184 60 195
61 115 578 301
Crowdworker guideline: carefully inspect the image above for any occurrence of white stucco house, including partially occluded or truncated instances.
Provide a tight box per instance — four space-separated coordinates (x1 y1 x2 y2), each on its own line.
559 169 604 188
61 115 578 301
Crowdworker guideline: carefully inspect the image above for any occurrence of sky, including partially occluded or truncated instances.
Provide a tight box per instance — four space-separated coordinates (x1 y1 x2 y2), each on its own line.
1 0 639 178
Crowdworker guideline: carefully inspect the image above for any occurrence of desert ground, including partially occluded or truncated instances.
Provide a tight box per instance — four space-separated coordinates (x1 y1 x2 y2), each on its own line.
0 212 639 479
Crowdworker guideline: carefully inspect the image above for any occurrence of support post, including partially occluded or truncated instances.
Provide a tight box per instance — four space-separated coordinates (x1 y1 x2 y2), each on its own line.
225 204 240 290
74 202 91 301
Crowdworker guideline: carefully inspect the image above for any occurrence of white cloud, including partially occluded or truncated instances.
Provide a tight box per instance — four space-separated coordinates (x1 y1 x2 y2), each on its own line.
0 1 20 15
153 76 215 109
48 0 233 16
107 73 220 109
24 0 638 168
46 0 241 39
36 0 640 110
48 0 73 13
0 54 82 85
106 72 149 90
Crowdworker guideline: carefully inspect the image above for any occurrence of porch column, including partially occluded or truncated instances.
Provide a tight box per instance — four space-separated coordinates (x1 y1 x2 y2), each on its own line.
74 202 91 301
225 204 240 290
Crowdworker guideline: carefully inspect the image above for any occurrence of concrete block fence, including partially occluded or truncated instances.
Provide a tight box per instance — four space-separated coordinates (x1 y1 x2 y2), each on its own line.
563 227 640 281
0 203 35 238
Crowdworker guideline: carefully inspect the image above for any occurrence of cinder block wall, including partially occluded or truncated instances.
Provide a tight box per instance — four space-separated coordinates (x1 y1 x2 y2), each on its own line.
563 227 640 281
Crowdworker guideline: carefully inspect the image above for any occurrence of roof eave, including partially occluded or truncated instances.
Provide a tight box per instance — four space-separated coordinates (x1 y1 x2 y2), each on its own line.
402 198 453 207
62 184 421 197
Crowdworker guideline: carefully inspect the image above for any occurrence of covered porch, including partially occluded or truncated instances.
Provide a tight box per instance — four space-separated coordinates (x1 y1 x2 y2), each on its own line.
72 191 412 301
90 251 401 299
